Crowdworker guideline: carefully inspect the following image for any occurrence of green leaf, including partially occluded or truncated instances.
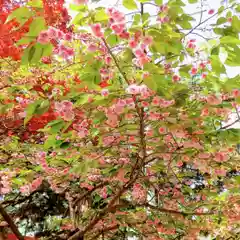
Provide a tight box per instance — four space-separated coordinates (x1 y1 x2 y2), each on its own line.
75 94 90 106
60 142 71 149
21 43 52 64
24 101 38 125
70 3 87 12
211 46 219 55
95 9 109 21
42 43 53 57
34 100 50 115
28 17 46 36
44 135 57 150
220 36 240 44
45 120 65 134
106 34 119 46
188 0 197 3
123 0 138 10
210 55 226 74
24 100 49 125
7 7 33 24
72 12 85 25
236 5 240 12
154 0 163 4
218 6 225 14
143 76 157 91
27 0 43 8
17 37 35 45
216 17 227 25
232 16 240 32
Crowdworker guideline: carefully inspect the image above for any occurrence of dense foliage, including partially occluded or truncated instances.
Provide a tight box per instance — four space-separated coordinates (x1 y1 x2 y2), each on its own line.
0 0 240 239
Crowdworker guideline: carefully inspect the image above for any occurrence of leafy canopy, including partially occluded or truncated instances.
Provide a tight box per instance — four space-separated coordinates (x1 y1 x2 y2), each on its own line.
0 0 240 239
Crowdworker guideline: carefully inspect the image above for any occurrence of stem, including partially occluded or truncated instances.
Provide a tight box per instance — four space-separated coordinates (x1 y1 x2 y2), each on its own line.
0 203 24 240
101 38 130 85
184 4 235 38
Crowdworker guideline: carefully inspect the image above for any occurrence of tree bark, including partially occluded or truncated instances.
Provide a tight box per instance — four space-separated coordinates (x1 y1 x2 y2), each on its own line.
0 203 24 240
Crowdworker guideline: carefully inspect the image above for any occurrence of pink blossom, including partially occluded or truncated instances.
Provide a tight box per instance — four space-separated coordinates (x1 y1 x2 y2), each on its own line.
55 100 74 121
80 182 94 190
47 27 58 39
149 112 161 121
100 186 108 199
20 185 31 195
64 33 73 41
215 169 227 176
142 72 150 79
37 30 50 44
31 177 43 191
191 67 198 75
57 30 64 39
129 39 138 48
91 23 104 38
198 153 211 159
126 84 140 94
87 44 98 52
206 95 222 105
172 75 180 83
232 89 240 98
208 9 214 15
74 0 88 5
111 23 125 34
132 183 146 203
134 49 145 58
201 108 209 116
101 89 109 97
105 56 112 65
143 36 153 46
119 30 130 39
160 99 175 108
77 128 89 138
152 96 161 106
215 152 229 162
118 157 130 164
183 141 203 149
158 127 166 134
103 136 115 146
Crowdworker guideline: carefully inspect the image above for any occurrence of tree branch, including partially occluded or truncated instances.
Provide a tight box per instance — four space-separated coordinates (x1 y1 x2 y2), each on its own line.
0 203 24 240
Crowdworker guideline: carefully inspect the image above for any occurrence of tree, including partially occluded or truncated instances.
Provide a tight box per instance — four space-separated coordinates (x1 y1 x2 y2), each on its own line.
0 0 240 239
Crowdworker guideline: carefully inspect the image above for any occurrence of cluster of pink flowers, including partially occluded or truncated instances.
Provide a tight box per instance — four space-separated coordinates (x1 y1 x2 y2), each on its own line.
38 27 74 59
73 0 88 4
206 94 222 105
55 100 75 121
157 4 170 23
20 177 43 194
215 152 229 162
126 84 149 95
91 23 104 38
100 67 113 82
99 186 108 199
151 96 175 108
38 27 72 44
55 44 74 59
73 119 89 138
128 32 152 67
132 183 147 204
0 172 12 195
106 8 129 39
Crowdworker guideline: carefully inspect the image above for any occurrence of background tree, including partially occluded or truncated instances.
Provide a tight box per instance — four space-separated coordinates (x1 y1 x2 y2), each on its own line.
0 0 240 239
